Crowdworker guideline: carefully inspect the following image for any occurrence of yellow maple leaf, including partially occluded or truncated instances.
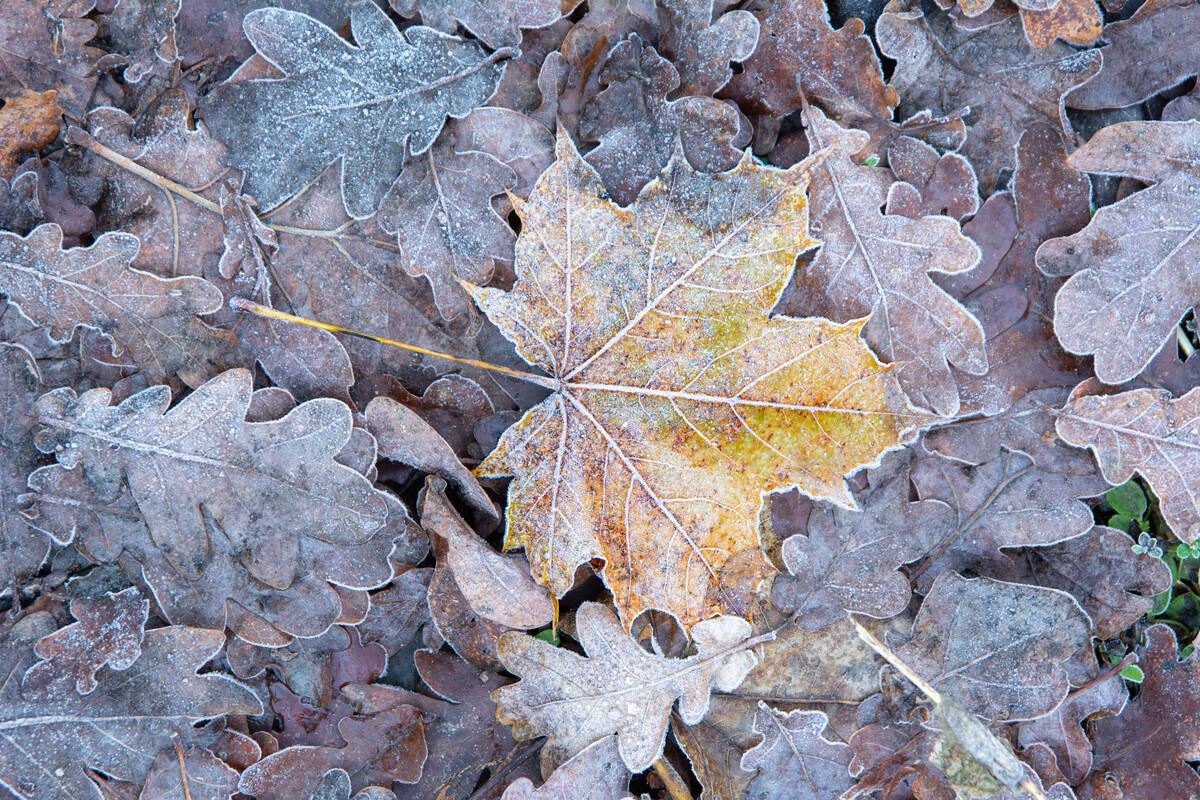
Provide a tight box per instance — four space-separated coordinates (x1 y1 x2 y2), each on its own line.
469 133 928 629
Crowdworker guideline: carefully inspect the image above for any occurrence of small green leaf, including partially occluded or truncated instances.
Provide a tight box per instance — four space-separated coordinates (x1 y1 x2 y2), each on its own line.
1110 514 1133 533
1183 644 1196 659
863 155 880 167
534 629 560 646
1152 587 1173 616
1119 664 1144 683
1107 481 1147 519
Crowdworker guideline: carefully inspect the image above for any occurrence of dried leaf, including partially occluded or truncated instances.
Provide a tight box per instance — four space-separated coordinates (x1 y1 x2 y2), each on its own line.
891 572 1091 721
201 4 508 218
0 612 260 800
0 223 231 387
876 2 1100 191
740 702 854 800
672 698 756 800
722 0 897 137
500 735 629 800
427 551 511 669
137 746 239 800
786 106 985 417
21 586 148 696
885 135 979 222
493 602 759 772
419 476 553 629
391 0 576 48
100 0 181 83
578 36 749 206
1056 383 1200 542
656 0 758 96
175 0 359 68
1082 624 1200 800
473 133 926 629
0 343 51 595
376 107 553 318
27 369 395 638
306 769 397 800
1036 121 1200 384
0 0 102 116
356 568 436 659
0 91 60 180
1019 0 1102 49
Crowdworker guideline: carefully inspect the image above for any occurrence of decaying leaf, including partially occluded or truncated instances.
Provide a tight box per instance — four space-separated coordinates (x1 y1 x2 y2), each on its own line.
891 572 1091 721
391 0 576 48
202 4 509 219
1057 383 1200 542
137 745 240 800
1019 0 1102 49
0 0 103 116
885 135 979 222
27 369 395 638
787 106 984 416
1037 121 1200 384
578 35 748 206
100 0 181 84
1083 625 1200 800
21 585 148 695
473 132 927 630
0 611 260 800
0 91 60 180
500 735 630 800
740 702 854 800
493 602 759 772
656 0 759 96
0 223 232 387
0 343 51 596
876 2 1100 191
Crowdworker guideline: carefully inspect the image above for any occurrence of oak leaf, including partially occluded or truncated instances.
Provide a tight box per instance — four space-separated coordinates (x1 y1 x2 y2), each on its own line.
785 106 985 417
500 735 630 800
0 0 103 116
0 90 60 180
100 0 181 84
876 2 1100 191
0 223 232 387
137 746 239 800
1019 0 1102 49
1036 121 1200 384
0 343 51 595
0 611 261 800
390 0 576 48
473 133 926 630
201 4 509 219
26 369 395 638
885 135 979 222
1056 383 1200 542
741 702 853 800
493 602 759 772
656 0 759 96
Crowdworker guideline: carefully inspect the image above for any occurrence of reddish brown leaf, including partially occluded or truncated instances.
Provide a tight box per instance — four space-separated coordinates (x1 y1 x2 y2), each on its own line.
500 735 629 800
0 91 60 181
741 703 854 800
137 746 239 800
885 135 979 222
0 0 102 116
656 0 758 96
1019 0 1102 48
100 0 180 84
0 343 51 596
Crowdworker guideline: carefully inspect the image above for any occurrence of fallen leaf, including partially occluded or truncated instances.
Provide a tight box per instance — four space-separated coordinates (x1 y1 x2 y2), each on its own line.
427 549 511 669
786 106 985 417
27 369 395 638
1067 0 1200 110
890 572 1091 721
0 0 102 116
0 91 60 180
493 601 759 772
1019 0 1101 48
419 476 553 629
100 0 180 83
21 585 148 696
672 698 756 800
1056 383 1200 542
1082 625 1200 799
356 568 436 660
137 746 239 800
885 135 979 221
391 0 576 48
305 769 397 800
201 4 509 219
501 735 629 800
0 343 51 596
578 35 749 206
1036 120 1200 384
175 0 359 68
656 0 758 96
0 223 232 387
0 611 260 800
740 702 854 800
473 132 926 630
722 0 897 138
875 2 1100 191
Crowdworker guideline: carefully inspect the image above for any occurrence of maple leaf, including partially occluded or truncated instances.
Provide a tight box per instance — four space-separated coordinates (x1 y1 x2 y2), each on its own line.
26 369 395 638
656 0 759 96
472 132 926 629
1083 625 1200 799
890 572 1092 721
876 2 1100 191
721 0 897 137
494 602 760 772
1056 383 1200 542
0 0 103 116
500 735 630 800
0 343 51 597
740 702 853 800
0 90 60 180
376 107 554 319
0 223 232 387
1037 120 1200 384
784 106 985 417
578 35 749 206
0 611 260 800
201 4 510 219
391 0 577 48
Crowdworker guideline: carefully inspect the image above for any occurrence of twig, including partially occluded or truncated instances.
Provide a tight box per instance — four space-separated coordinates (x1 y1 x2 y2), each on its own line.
653 757 696 800
1065 652 1137 704
173 737 193 800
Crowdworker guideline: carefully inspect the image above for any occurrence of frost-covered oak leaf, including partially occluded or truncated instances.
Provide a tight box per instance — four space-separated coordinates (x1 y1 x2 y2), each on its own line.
470 133 928 630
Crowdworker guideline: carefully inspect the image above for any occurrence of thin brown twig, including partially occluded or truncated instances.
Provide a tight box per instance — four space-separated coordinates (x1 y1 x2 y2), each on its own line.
653 757 696 800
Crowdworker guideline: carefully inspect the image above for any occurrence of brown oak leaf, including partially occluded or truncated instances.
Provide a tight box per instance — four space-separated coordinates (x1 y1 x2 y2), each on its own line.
0 343 51 597
656 0 759 96
100 0 181 84
1056 382 1200 542
885 135 979 222
0 91 60 180
472 132 927 630
137 746 239 800
0 0 102 116
0 223 232 387
1036 121 1200 385
1019 0 1102 49
785 106 985 417
0 611 260 800
390 0 577 48
500 735 629 800
741 702 854 800
494 602 759 772
876 2 1100 192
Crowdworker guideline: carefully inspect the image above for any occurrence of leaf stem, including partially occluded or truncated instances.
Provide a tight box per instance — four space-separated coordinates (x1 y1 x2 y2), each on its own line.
69 128 221 214
228 297 557 388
